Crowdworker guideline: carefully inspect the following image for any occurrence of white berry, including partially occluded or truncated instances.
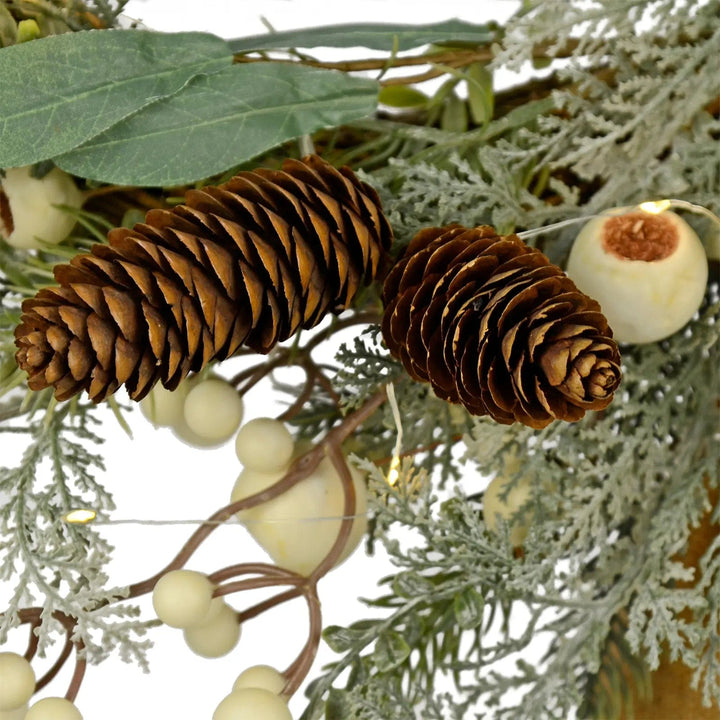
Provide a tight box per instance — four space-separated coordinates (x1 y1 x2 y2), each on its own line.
25 697 82 720
139 382 189 428
233 665 286 696
0 166 83 249
183 600 241 658
152 569 215 629
566 207 708 344
0 704 29 720
233 457 368 576
0 652 35 711
213 688 292 720
231 467 289 517
182 378 244 445
483 474 533 547
235 418 294 472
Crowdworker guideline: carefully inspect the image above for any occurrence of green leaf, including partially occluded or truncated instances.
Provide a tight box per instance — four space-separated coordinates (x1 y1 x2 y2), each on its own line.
56 63 379 186
378 85 429 109
466 63 494 126
325 688 351 720
0 29 231 168
0 4 17 47
391 571 434 598
441 91 468 133
374 631 411 672
323 624 371 653
229 20 494 53
453 588 485 630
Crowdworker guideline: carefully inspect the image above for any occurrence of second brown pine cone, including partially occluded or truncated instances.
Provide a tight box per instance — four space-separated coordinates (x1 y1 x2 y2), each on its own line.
381 225 621 429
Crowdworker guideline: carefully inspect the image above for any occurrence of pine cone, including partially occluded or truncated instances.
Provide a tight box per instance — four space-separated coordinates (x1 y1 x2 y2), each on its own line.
381 224 621 429
15 155 392 402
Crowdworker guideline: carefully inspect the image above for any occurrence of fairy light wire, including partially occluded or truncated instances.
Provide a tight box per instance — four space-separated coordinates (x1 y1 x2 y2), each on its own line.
518 198 720 241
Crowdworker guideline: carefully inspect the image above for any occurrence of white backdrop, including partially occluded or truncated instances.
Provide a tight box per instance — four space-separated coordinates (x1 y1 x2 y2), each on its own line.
0 2 522 718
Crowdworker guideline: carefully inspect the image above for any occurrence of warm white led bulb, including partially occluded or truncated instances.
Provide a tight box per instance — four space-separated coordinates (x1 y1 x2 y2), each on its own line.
566 208 709 344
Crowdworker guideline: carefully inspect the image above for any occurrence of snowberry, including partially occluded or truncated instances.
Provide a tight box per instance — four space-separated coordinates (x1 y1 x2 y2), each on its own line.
152 569 215 629
25 697 82 720
213 688 292 720
233 665 286 696
483 474 533 547
0 704 29 720
566 207 708 344
183 600 241 658
0 652 35 711
182 378 244 445
0 166 83 249
139 382 189 428
235 418 294 472
232 457 368 576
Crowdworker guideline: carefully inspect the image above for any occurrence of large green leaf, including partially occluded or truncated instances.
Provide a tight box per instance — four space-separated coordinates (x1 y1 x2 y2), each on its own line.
55 63 379 186
229 19 494 53
0 29 231 168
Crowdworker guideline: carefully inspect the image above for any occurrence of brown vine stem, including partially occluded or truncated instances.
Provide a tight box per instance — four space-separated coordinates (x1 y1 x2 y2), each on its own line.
233 48 493 74
236 587 304 624
24 618 41 662
208 562 302 583
14 608 82 697
282 590 323 698
65 639 86 703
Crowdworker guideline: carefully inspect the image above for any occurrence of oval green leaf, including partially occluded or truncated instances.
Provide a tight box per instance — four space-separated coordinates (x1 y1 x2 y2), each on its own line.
229 20 494 53
0 29 231 168
56 63 379 186
374 631 411 672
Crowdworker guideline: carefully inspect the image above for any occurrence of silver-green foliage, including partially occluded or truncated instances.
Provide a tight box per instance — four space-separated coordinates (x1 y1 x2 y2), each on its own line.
305 284 719 720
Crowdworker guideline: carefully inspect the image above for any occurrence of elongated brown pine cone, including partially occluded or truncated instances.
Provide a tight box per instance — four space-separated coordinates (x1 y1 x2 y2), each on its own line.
381 224 621 429
15 155 392 402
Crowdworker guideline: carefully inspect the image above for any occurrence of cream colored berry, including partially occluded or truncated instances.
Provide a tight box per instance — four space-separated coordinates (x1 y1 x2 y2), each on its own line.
0 652 35 711
139 382 189 428
0 166 83 249
233 665 286 696
152 570 214 629
235 418 294 472
183 378 244 445
0 703 29 720
237 457 368 576
566 208 708 344
230 467 288 519
213 688 292 720
25 697 82 720
183 600 241 658
483 474 533 547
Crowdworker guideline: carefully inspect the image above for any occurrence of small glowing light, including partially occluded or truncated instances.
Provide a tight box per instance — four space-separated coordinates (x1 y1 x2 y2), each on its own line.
638 199 672 215
387 455 401 486
63 508 97 524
